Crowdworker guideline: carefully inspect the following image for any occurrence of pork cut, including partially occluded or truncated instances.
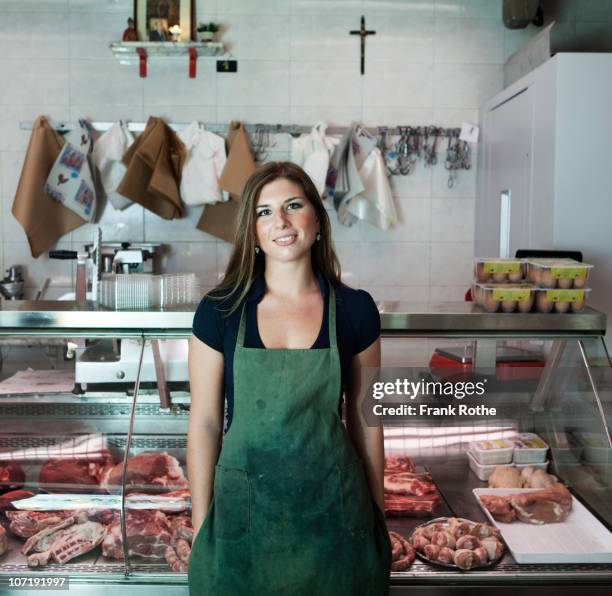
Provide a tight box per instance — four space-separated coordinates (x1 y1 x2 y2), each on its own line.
101 452 188 494
38 452 113 493
0 490 36 515
384 493 440 517
164 513 193 572
384 456 416 474
0 461 26 492
384 472 437 496
101 510 173 561
5 510 74 538
23 515 105 567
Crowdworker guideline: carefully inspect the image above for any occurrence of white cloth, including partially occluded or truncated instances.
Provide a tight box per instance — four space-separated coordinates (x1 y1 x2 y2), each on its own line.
44 120 97 221
291 122 338 196
179 122 227 206
92 121 134 210
347 147 398 230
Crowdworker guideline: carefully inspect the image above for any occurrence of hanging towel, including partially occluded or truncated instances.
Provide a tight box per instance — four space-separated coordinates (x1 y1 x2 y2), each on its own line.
44 120 97 222
92 121 134 210
347 147 398 230
117 116 186 220
12 116 87 258
290 122 338 196
178 121 228 206
197 122 256 242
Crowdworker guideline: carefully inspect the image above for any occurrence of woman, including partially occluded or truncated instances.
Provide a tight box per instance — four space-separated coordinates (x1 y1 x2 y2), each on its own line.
187 162 391 595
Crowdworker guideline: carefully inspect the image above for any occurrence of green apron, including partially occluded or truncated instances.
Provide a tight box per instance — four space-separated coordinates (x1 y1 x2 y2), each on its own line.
189 284 391 595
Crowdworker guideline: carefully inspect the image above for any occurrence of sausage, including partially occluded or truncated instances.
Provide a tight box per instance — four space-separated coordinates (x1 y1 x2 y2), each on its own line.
389 531 415 571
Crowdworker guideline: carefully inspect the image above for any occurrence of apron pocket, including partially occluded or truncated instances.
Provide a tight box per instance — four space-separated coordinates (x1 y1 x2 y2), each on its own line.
214 465 250 540
340 458 374 534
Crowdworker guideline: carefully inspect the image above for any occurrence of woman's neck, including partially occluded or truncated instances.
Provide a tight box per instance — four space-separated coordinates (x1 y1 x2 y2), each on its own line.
263 258 319 299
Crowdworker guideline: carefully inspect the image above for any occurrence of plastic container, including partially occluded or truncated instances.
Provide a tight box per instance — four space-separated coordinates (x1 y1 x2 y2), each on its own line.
467 450 549 481
534 288 590 313
544 431 584 465
509 433 549 464
474 283 536 313
574 432 612 464
468 439 514 465
474 258 525 284
525 258 593 289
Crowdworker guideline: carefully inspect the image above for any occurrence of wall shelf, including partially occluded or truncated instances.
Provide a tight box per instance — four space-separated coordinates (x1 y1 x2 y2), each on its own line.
109 41 225 78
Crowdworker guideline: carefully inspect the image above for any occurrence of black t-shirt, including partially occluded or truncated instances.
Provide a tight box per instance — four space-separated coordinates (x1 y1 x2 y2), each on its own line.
191 269 380 431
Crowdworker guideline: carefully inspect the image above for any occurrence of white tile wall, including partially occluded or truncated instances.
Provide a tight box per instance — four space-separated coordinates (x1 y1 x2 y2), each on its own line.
0 0 608 302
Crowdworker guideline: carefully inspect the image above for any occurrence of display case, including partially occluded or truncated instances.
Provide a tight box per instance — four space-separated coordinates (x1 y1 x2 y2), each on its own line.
0 301 611 595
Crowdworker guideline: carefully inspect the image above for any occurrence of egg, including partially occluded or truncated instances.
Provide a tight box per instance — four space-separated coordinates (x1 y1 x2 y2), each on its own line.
508 271 522 283
531 269 542 285
475 263 490 283
574 276 586 288
492 272 507 283
518 296 535 312
473 285 483 303
554 301 570 313
483 294 499 312
571 300 585 312
558 278 573 289
536 292 553 313
501 301 516 313
540 270 556 288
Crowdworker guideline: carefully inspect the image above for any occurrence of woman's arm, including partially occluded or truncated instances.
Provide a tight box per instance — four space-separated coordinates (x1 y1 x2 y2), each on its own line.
187 335 225 536
345 337 385 511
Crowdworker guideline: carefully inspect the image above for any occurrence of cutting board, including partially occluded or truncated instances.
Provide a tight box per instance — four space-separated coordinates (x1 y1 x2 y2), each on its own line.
473 488 612 563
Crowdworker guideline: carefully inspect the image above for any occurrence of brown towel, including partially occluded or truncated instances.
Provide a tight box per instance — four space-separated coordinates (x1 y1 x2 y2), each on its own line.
117 116 186 219
197 122 256 242
12 116 86 258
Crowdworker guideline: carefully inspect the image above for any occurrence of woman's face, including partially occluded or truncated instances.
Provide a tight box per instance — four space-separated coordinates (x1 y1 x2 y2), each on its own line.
255 178 320 263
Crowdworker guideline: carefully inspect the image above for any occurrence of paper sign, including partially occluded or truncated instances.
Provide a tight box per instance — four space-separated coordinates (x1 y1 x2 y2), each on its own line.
460 123 479 143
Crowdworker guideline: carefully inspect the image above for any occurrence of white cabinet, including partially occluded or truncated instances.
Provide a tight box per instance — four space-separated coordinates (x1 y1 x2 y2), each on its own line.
476 53 612 339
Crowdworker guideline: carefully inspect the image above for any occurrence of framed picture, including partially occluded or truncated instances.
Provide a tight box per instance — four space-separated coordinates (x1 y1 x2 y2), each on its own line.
134 1 194 42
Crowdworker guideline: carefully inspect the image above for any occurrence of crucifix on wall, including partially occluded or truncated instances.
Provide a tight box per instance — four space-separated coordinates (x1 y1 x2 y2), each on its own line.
350 15 376 75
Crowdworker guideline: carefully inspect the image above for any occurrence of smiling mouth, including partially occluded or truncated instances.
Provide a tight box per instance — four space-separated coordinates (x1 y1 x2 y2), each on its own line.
273 234 297 246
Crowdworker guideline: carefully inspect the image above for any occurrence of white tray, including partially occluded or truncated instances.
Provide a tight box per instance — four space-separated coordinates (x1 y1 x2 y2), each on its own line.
473 488 612 563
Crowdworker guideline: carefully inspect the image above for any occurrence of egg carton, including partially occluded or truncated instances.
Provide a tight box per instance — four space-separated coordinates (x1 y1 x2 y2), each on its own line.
472 282 536 313
525 258 592 289
474 258 526 284
533 287 591 313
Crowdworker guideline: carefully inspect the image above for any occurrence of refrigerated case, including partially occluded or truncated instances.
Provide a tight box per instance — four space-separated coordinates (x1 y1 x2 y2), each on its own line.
0 300 611 595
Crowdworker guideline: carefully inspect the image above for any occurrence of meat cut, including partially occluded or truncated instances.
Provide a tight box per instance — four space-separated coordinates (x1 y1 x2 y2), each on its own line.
0 490 36 515
480 484 572 525
22 515 105 567
101 510 173 561
39 453 113 493
101 452 188 494
384 456 416 474
6 510 74 538
384 493 441 517
384 472 437 496
164 513 193 572
0 461 26 492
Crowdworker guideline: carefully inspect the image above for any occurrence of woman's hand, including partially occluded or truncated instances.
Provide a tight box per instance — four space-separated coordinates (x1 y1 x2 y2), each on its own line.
345 337 385 511
187 335 225 535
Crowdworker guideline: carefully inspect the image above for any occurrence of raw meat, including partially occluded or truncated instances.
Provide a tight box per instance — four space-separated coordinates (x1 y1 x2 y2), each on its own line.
455 535 481 550
24 516 105 567
423 543 440 560
472 546 488 566
384 456 416 474
39 453 113 493
6 511 74 538
0 461 26 492
101 452 188 494
0 526 7 557
438 546 454 564
525 469 558 489
384 472 436 496
479 495 517 523
481 536 504 560
431 530 455 548
510 483 572 524
126 489 191 512
384 493 440 517
447 518 473 538
101 510 173 561
388 531 415 571
488 466 522 489
164 514 193 572
0 490 36 514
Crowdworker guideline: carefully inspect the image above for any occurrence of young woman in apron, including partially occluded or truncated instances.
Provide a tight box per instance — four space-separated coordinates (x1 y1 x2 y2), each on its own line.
188 162 391 595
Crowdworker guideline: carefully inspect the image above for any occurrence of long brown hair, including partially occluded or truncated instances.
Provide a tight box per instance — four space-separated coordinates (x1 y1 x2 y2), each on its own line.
211 161 342 314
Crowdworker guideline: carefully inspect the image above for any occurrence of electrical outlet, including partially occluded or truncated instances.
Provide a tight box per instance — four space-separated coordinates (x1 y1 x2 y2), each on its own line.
216 60 237 73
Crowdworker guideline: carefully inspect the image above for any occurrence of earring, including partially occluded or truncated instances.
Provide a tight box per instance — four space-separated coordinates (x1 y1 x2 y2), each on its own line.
255 246 261 254
316 233 321 242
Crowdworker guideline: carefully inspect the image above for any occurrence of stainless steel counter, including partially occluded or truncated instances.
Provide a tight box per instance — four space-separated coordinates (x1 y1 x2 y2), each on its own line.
0 300 607 338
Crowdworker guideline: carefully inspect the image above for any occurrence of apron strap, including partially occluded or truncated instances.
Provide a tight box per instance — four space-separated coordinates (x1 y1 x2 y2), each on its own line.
236 277 338 350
